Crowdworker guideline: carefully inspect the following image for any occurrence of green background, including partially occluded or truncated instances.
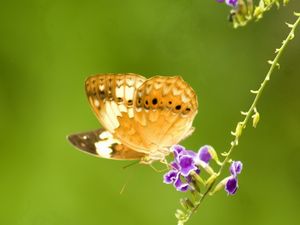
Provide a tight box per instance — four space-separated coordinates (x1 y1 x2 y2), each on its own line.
1 1 299 225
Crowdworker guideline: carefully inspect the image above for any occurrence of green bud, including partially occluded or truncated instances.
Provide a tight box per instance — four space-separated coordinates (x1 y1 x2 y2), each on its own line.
283 0 289 5
253 8 263 20
234 122 244 138
175 209 185 220
191 179 201 193
180 198 194 210
252 111 260 128
180 198 188 210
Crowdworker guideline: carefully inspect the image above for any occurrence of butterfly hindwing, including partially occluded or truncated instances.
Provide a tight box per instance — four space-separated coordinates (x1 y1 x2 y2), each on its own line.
67 128 145 160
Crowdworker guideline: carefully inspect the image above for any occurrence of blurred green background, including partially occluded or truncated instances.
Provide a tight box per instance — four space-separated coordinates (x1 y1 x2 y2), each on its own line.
1 1 299 225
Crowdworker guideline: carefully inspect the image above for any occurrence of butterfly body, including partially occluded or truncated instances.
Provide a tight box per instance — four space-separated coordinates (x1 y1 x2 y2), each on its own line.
68 73 198 163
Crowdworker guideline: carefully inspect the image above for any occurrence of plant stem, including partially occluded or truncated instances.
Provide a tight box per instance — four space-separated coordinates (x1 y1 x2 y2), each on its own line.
179 13 300 225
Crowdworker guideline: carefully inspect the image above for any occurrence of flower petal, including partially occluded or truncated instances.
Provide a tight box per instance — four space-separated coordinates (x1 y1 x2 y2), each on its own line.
198 146 212 163
178 155 197 177
225 177 238 195
163 170 179 184
225 0 238 7
186 150 197 158
172 145 186 161
230 161 243 176
170 161 180 170
174 176 189 192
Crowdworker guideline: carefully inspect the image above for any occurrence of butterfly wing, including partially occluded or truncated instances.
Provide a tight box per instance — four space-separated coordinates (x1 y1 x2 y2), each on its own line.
114 76 198 154
77 74 197 161
85 73 146 133
67 129 145 160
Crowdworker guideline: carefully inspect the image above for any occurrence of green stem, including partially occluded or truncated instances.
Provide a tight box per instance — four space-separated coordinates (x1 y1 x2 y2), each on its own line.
178 13 300 225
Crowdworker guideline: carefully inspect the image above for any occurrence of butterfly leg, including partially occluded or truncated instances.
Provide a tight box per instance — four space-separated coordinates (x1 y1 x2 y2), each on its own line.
140 151 169 172
149 163 169 173
160 157 174 171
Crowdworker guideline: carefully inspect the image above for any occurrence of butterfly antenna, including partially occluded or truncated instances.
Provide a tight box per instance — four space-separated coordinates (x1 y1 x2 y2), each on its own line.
120 167 135 195
122 160 139 170
119 182 127 195
149 163 169 173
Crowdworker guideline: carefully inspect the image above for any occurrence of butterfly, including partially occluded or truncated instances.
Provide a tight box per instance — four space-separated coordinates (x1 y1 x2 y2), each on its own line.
68 73 198 163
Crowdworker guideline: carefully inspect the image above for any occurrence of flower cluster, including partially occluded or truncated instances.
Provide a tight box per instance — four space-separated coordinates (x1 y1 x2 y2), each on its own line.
163 145 214 192
216 0 290 28
164 145 243 196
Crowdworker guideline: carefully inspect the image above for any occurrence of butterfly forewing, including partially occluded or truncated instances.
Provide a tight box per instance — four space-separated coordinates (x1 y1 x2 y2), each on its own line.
85 73 146 134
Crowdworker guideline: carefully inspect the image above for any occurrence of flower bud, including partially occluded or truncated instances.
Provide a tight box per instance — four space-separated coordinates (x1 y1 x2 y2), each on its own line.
175 209 185 220
180 198 194 210
234 122 244 138
252 111 260 128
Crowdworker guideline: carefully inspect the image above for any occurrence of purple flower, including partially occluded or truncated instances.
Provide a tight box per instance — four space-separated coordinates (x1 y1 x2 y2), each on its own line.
163 170 179 184
164 145 215 192
216 0 238 7
225 177 238 195
163 145 200 192
163 170 189 192
178 155 198 176
230 161 243 176
172 145 196 160
196 145 212 164
225 161 243 195
172 145 185 160
174 177 190 192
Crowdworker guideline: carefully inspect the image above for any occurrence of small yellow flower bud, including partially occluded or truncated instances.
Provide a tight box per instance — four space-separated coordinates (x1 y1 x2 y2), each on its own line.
234 122 244 138
175 209 185 220
252 111 260 128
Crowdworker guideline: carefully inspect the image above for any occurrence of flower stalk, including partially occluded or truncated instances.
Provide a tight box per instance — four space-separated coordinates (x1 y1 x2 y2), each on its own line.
170 12 300 225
